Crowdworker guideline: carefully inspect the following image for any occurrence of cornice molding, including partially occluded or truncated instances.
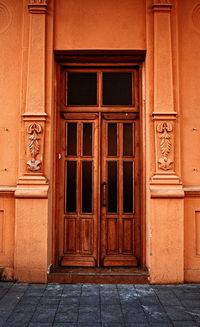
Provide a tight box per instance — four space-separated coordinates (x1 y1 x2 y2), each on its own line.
152 0 172 12
28 0 47 14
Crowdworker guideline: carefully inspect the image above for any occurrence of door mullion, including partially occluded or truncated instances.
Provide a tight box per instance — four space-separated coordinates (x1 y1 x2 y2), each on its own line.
76 122 82 254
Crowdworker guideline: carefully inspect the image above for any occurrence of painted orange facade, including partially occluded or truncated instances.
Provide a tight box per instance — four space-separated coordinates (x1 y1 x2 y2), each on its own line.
0 0 200 283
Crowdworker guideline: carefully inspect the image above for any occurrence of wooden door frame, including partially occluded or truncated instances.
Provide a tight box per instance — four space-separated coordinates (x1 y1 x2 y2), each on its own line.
52 51 146 269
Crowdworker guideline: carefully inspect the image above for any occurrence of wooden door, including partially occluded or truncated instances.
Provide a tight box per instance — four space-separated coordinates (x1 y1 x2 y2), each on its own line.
59 113 99 267
101 113 139 266
59 112 139 267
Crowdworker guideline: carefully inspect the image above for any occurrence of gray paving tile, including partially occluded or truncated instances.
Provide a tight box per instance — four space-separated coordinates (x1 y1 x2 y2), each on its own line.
0 314 11 327
122 303 144 314
31 308 57 322
148 323 174 327
2 323 30 327
6 312 33 324
78 306 100 323
29 324 53 327
28 284 47 289
139 296 160 305
25 289 45 296
135 286 156 297
9 284 28 292
78 324 101 327
81 284 99 296
100 295 120 304
102 323 125 327
54 311 78 323
164 305 195 321
79 295 100 306
180 299 200 308
155 290 181 306
143 304 170 323
1 283 200 327
0 293 22 305
118 288 138 298
13 304 36 313
19 296 41 304
63 285 82 292
57 303 79 313
101 304 124 323
173 322 200 327
39 296 61 305
62 285 81 297
120 294 141 305
60 296 80 305
124 312 148 323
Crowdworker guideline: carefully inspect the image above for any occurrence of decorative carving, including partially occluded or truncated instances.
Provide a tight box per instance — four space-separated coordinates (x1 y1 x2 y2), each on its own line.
27 123 42 171
157 122 173 171
192 4 200 32
0 2 12 34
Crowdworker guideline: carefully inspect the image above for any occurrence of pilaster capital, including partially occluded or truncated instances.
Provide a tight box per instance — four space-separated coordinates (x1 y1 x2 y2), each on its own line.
28 0 48 14
152 0 172 12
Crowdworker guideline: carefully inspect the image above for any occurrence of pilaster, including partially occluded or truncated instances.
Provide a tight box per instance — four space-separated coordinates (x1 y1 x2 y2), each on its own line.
148 0 184 283
14 0 49 282
16 0 48 193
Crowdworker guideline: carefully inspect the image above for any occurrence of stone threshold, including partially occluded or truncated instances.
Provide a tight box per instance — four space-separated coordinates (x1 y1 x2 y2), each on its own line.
47 266 149 284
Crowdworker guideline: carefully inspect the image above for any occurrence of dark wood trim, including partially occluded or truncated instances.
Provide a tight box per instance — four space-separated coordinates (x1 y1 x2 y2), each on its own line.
54 50 146 64
53 55 146 273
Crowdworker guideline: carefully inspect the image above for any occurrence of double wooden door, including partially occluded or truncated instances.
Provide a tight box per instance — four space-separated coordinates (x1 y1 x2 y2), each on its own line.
59 112 140 267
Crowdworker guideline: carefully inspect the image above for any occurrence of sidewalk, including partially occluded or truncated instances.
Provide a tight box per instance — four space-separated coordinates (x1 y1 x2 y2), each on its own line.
0 282 200 326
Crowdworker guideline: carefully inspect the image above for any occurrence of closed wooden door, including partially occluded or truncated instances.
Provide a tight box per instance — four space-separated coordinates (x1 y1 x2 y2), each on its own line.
101 113 139 266
59 112 139 267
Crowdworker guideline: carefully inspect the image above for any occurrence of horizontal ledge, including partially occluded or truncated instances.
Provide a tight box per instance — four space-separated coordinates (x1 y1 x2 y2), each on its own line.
184 187 200 197
22 113 48 121
0 186 16 192
152 3 172 11
0 186 16 196
150 188 184 198
15 187 49 198
152 112 177 120
22 113 48 116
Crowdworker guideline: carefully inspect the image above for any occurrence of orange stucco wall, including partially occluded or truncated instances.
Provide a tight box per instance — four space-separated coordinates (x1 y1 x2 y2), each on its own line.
0 0 200 283
54 0 146 50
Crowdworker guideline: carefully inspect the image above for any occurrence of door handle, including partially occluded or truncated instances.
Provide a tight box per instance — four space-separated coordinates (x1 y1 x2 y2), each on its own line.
102 182 107 207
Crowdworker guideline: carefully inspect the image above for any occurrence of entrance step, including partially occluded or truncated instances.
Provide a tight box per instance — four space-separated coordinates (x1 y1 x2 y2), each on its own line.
47 267 149 284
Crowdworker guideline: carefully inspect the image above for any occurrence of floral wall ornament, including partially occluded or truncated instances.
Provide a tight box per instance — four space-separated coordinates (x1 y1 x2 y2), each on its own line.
157 121 173 171
26 122 42 171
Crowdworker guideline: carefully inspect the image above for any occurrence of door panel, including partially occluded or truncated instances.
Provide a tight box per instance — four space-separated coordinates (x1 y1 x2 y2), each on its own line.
60 113 99 267
101 114 138 266
59 112 139 267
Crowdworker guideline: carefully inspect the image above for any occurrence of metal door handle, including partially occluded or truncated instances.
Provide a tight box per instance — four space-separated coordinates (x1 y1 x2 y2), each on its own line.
102 182 107 207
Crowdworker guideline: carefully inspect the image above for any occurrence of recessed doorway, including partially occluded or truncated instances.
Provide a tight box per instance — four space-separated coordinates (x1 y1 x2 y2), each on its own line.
56 65 141 268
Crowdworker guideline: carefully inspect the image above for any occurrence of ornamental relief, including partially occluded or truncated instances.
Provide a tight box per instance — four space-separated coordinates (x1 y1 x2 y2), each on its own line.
26 122 42 172
156 121 173 171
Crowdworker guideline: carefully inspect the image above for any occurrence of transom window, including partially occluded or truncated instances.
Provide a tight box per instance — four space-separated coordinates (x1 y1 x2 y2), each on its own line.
62 67 139 111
